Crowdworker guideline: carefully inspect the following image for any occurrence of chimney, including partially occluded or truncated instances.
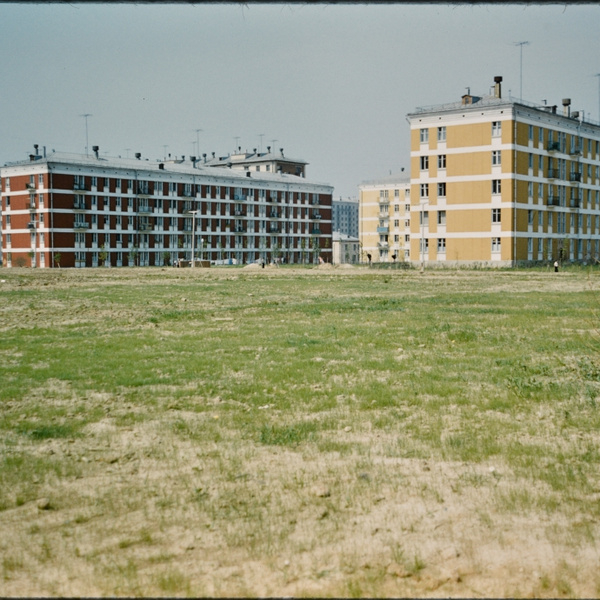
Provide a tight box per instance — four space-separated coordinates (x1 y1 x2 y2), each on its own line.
494 76 502 99
93 145 99 159
267 146 271 153
212 152 215 158
562 98 571 117
203 153 207 162
135 152 141 160
159 163 164 170
280 148 284 157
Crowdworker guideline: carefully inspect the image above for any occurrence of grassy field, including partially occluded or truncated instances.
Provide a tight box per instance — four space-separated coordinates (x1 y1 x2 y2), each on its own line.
1 264 599 597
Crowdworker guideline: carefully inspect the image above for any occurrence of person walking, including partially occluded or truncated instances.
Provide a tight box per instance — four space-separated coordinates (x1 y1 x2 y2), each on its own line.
554 260 559 273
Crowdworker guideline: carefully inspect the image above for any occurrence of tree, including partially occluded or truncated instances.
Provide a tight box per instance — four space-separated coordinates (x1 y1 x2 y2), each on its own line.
162 251 171 266
99 243 109 267
311 236 320 264
53 253 61 268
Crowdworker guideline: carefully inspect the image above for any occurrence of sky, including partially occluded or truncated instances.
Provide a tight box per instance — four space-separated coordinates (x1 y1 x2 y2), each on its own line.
1 2 599 199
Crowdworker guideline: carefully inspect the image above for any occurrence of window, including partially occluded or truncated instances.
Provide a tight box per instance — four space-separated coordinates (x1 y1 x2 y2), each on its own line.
492 209 501 223
492 151 501 166
437 210 446 225
528 125 533 140
419 211 429 226
5 177 10 191
492 121 501 137
437 126 446 142
528 181 533 197
420 184 429 198
394 204 400 213
438 154 446 169
394 189 399 198
420 156 429 170
420 128 429 143
492 237 501 252
538 127 544 144
528 238 533 253
91 176 98 188
528 210 534 225
538 155 544 171
528 153 533 169
38 173 44 185
394 219 400 228
437 238 446 253
492 180 501 194
437 182 446 197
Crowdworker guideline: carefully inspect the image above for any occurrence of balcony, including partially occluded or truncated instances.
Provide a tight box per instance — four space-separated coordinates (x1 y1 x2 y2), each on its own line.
27 221 36 230
29 202 36 211
547 168 559 179
310 228 321 235
569 145 582 156
235 226 247 233
546 141 560 152
181 189 194 199
547 196 560 207
311 213 322 220
569 172 581 182
378 198 390 206
138 223 153 232
137 205 152 215
270 211 281 218
377 226 389 234
233 193 245 201
569 197 581 209
269 226 281 233
73 182 88 191
74 222 90 230
377 241 389 249
234 209 246 216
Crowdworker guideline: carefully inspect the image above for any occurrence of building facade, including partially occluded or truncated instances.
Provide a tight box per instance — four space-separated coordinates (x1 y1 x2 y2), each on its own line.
332 231 360 265
332 196 359 238
407 76 600 266
358 175 411 263
0 149 332 268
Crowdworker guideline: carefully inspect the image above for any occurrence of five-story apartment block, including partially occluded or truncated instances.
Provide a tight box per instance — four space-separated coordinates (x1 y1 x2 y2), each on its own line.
407 76 600 266
1 148 332 268
359 175 411 263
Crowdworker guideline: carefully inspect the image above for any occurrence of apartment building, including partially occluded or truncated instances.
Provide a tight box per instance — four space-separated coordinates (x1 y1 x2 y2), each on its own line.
0 147 332 268
332 196 359 237
407 76 600 266
332 231 360 265
358 174 411 263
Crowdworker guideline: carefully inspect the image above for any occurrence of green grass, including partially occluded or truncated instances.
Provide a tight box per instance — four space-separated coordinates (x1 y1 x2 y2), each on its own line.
0 265 599 596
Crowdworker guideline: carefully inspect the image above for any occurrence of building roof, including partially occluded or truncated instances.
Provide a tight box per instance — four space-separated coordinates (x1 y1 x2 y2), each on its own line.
359 173 410 187
2 150 330 189
202 149 307 168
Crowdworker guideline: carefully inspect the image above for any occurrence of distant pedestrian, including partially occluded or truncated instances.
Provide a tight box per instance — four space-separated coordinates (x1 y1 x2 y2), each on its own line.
554 260 559 273
367 253 372 267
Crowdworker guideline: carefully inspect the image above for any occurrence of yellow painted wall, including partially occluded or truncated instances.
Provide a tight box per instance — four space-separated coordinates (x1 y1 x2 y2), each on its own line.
447 151 489 177
448 123 489 148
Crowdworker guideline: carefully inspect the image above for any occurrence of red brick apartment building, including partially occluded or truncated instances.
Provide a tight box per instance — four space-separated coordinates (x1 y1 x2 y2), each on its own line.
0 147 333 268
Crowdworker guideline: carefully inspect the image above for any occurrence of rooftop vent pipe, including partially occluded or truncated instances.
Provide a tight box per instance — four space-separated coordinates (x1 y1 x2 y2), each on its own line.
135 152 141 160
562 98 571 117
93 145 99 159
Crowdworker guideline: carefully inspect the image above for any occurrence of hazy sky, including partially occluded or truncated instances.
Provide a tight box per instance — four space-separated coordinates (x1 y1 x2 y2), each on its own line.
1 2 599 198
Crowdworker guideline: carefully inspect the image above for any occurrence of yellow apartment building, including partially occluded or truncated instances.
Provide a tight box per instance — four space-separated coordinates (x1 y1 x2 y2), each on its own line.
358 175 410 263
407 76 600 266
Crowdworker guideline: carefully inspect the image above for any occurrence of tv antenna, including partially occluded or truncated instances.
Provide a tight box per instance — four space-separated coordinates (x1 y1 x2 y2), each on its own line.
514 41 530 100
80 113 92 155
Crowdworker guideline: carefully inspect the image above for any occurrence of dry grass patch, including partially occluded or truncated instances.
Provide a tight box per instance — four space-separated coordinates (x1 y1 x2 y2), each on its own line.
1 266 600 597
